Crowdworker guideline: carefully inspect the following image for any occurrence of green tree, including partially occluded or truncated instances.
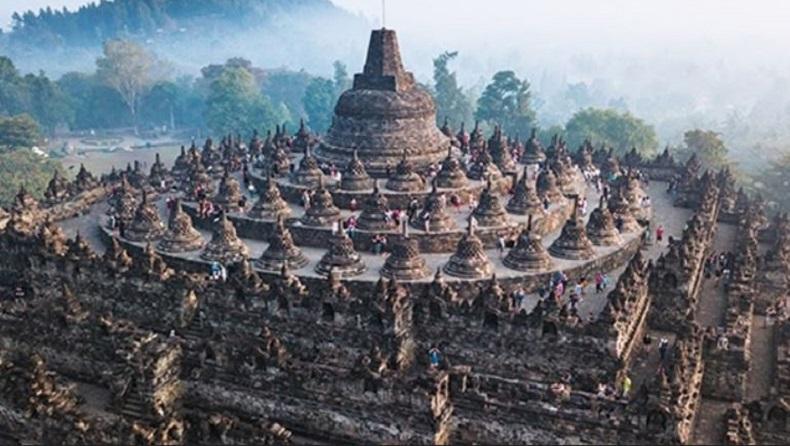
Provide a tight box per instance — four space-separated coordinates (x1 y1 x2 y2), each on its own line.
57 72 130 130
0 149 63 207
23 71 73 133
204 66 282 136
96 39 159 133
302 77 335 133
0 114 41 152
475 71 536 137
433 51 473 127
565 108 658 155
682 129 728 168
0 56 27 117
261 69 312 123
141 81 179 129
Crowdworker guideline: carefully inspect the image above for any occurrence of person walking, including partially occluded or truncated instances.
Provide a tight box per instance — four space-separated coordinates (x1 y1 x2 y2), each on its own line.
595 272 604 293
497 235 507 257
658 338 669 362
621 374 632 399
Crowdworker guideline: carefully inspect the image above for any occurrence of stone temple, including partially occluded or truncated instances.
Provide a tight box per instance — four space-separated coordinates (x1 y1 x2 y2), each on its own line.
314 28 449 176
0 28 788 446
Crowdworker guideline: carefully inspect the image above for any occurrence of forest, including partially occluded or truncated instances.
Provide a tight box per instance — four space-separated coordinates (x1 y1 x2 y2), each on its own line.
4 0 340 47
0 0 788 211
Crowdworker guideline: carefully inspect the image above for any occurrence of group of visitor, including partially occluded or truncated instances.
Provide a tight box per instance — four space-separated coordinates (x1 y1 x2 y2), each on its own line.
703 251 735 281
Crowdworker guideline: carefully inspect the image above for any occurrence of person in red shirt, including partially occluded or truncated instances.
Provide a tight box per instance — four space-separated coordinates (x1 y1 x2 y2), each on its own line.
656 225 665 243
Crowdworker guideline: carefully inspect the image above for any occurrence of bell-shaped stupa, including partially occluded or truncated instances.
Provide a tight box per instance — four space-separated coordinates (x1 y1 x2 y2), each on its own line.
314 29 449 176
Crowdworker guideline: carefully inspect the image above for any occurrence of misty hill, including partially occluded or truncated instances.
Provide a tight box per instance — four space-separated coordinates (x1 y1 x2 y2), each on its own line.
0 0 369 77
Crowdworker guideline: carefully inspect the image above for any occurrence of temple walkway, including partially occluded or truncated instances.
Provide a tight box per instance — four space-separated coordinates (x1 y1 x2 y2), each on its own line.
690 221 737 445
746 314 776 401
696 222 737 329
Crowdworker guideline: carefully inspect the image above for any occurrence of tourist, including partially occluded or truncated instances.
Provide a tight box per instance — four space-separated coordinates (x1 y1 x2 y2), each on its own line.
658 338 669 362
118 219 126 238
621 374 632 399
349 197 358 212
574 278 585 298
468 198 478 212
469 215 478 232
428 346 441 369
346 216 358 235
301 190 311 209
717 334 729 351
422 211 431 233
595 272 604 293
210 261 222 281
569 292 579 310
408 199 419 221
497 235 506 257
656 225 665 243
392 208 402 226
513 287 526 310
602 273 610 290
580 197 588 215
107 214 116 230
543 197 550 211
372 234 386 255
238 195 248 211
450 194 461 213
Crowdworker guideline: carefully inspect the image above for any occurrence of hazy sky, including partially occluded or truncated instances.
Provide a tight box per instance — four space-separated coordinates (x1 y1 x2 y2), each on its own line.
3 0 789 40
4 0 790 147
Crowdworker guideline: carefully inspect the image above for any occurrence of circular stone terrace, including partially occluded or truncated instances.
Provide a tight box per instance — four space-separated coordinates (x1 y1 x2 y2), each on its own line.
88 152 654 300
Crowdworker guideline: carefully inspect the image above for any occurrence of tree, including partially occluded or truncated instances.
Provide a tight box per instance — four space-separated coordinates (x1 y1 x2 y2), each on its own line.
96 39 158 133
57 72 130 130
565 108 658 155
333 60 351 94
475 71 536 137
141 81 179 130
302 77 336 133
23 72 73 133
0 114 41 152
261 69 313 122
761 152 790 211
204 66 283 136
0 149 63 207
682 129 728 168
433 51 473 127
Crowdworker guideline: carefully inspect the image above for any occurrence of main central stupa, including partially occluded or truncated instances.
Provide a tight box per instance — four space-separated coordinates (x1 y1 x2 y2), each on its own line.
314 29 450 177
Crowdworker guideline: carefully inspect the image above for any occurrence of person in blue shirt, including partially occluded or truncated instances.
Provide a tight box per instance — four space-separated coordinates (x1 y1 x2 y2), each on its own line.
428 347 441 368
210 261 221 280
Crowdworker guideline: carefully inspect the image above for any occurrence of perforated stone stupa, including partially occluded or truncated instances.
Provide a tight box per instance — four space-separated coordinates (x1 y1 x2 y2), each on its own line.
314 29 449 176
